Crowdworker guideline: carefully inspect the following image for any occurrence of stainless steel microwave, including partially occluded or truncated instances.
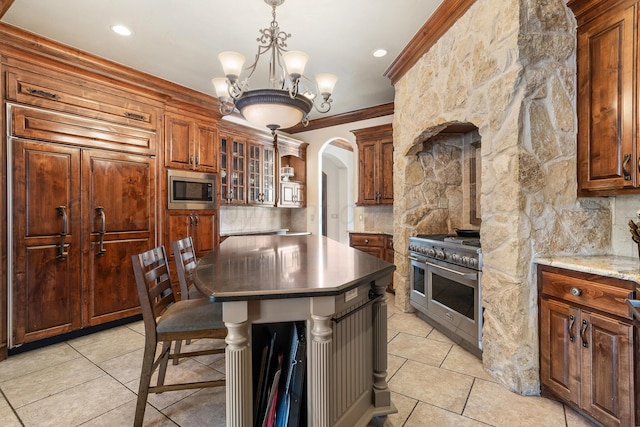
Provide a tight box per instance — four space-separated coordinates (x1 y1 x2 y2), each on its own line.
167 170 216 210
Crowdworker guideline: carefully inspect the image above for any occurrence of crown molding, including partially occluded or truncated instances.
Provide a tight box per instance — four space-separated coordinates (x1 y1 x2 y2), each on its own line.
284 102 394 134
384 0 476 85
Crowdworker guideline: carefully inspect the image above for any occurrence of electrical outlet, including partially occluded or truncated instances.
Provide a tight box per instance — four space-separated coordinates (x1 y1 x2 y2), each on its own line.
359 215 363 221
438 198 449 209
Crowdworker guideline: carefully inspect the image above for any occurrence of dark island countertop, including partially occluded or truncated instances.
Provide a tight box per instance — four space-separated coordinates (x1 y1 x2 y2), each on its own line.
193 234 396 302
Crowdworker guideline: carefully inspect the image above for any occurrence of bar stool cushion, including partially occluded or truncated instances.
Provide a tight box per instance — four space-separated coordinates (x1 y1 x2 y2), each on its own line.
157 298 224 334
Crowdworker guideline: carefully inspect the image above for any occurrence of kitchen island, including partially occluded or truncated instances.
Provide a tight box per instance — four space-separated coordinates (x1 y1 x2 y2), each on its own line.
193 235 396 427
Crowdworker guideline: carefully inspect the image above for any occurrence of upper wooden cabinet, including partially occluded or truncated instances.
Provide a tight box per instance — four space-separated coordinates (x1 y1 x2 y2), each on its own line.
278 137 308 208
248 141 276 206
218 123 307 208
352 124 394 205
5 59 162 133
164 107 218 173
570 0 640 195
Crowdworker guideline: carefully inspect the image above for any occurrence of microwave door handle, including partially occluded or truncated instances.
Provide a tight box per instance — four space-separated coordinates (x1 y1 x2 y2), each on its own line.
425 261 477 280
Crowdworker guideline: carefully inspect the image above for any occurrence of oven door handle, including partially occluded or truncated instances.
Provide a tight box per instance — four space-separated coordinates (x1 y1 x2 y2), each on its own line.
425 261 478 280
409 256 427 263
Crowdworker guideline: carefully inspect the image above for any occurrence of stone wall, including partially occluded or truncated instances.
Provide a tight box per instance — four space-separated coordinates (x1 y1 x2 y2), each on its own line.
392 0 611 394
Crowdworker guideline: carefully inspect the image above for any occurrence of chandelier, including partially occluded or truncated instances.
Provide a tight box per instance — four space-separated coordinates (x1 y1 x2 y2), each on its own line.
211 0 338 131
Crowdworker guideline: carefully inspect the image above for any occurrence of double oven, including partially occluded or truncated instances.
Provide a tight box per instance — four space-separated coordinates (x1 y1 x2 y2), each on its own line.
409 234 483 357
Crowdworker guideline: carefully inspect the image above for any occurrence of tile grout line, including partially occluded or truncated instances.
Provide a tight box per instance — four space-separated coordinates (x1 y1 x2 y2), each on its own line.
0 386 25 426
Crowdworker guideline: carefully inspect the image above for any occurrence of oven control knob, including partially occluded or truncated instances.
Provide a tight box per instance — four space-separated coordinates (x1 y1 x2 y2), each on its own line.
450 254 461 263
409 244 416 252
467 258 477 268
461 256 470 266
435 250 446 260
427 248 436 257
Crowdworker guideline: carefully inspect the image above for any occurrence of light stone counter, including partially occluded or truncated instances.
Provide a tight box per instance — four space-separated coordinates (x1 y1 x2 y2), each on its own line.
535 255 640 285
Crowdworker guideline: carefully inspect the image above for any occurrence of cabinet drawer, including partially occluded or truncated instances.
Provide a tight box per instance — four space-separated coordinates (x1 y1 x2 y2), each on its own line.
540 269 634 319
10 105 156 155
352 246 384 259
6 66 160 132
350 234 385 247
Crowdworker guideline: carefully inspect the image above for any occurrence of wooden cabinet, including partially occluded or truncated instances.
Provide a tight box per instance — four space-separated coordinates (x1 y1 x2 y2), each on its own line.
81 149 156 326
570 0 640 195
11 138 156 344
5 59 162 133
166 210 218 258
278 138 308 208
538 265 637 427
219 132 247 205
248 141 276 206
165 110 218 173
352 124 393 205
349 232 395 293
279 182 305 208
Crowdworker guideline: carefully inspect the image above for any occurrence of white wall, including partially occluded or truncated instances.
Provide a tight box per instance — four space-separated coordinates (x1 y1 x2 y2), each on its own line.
286 115 393 235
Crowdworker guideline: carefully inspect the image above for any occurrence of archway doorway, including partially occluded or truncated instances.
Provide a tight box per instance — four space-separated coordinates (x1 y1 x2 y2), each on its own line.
319 139 354 244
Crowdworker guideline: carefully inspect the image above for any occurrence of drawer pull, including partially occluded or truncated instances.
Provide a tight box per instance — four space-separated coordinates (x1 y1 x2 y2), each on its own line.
568 314 575 342
569 287 581 297
364 239 369 244
580 319 589 348
27 87 60 100
124 111 146 121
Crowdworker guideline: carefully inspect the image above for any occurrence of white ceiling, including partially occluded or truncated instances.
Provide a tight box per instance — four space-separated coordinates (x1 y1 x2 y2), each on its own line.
2 0 444 120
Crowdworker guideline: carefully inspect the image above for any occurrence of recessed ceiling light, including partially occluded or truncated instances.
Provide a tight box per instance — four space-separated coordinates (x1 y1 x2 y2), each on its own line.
373 49 388 58
111 24 132 36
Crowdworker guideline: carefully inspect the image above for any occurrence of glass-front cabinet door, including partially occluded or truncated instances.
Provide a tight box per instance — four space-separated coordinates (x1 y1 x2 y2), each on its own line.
220 134 245 205
248 142 275 206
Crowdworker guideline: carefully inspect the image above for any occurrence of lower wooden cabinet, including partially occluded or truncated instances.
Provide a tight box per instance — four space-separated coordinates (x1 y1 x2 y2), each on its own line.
11 138 156 345
165 210 218 297
349 232 394 293
538 265 637 427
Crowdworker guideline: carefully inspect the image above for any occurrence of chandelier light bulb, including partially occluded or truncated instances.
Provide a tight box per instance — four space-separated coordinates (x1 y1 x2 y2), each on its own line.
315 74 338 99
282 50 309 80
218 52 246 82
211 78 230 100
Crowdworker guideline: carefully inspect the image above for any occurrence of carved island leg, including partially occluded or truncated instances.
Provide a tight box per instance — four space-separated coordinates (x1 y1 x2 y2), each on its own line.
223 301 250 427
372 278 391 407
311 297 334 427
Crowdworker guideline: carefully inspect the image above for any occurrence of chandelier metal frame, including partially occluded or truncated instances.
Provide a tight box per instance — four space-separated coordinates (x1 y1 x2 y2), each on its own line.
213 0 337 130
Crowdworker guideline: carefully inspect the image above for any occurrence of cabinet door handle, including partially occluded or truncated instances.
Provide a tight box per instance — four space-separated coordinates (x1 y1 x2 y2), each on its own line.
194 214 199 226
95 206 106 256
27 87 60 100
196 155 200 166
188 214 194 227
580 319 589 348
623 153 631 180
189 155 194 166
568 314 575 342
56 206 68 260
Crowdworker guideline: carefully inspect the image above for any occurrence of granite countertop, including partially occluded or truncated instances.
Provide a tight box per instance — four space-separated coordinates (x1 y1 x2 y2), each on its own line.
535 255 640 284
220 228 288 237
193 234 396 302
348 230 393 235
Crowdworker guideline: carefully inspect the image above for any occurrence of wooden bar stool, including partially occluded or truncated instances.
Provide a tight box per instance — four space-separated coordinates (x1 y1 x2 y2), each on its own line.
131 245 226 427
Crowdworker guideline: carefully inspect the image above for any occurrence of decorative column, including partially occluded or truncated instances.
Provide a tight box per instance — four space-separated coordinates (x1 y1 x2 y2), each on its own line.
223 301 250 427
372 278 391 407
311 296 334 427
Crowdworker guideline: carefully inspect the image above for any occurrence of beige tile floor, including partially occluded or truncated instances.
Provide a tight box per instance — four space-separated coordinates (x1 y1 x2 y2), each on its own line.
0 295 598 427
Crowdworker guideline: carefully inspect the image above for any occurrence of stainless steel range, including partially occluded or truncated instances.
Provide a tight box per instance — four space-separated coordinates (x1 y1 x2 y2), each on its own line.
408 233 483 358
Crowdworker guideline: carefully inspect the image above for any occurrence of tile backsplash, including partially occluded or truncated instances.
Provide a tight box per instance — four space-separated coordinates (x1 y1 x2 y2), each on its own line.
612 194 640 257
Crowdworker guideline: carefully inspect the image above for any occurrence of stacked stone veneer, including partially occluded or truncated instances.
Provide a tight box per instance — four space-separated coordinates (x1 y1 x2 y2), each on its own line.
392 0 611 394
